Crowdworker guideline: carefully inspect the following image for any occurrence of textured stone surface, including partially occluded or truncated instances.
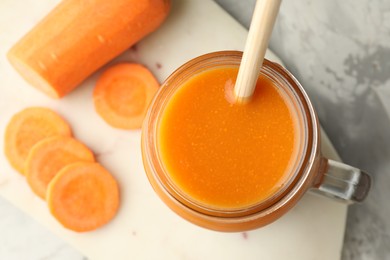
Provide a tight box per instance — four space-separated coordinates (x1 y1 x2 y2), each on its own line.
215 0 390 259
0 199 83 260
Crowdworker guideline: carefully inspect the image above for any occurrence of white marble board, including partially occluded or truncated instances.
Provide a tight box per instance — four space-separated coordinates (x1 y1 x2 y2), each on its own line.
0 0 347 259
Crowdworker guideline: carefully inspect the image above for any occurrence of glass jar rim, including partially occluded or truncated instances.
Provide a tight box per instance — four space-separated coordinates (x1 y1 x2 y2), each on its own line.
142 51 319 220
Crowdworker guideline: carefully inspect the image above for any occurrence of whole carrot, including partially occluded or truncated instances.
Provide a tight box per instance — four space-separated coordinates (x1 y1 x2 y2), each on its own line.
7 0 171 98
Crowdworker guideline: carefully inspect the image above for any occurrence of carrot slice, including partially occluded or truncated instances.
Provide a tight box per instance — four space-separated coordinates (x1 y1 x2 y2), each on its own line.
47 162 120 232
25 136 95 199
93 63 159 129
4 107 72 174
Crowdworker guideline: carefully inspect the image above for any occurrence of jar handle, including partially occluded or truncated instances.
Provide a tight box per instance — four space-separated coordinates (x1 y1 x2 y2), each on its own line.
311 159 371 203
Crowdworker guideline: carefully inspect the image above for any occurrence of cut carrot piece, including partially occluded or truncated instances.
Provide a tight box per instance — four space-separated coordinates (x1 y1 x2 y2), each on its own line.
47 162 120 232
25 136 95 199
7 0 171 98
4 107 72 174
93 63 159 129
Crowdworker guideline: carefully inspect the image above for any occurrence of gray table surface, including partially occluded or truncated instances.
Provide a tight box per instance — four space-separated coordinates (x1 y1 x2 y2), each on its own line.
1 0 389 259
217 0 390 259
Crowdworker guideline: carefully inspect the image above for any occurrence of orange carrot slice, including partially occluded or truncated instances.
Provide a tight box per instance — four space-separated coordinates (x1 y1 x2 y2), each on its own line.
93 63 159 129
4 107 72 174
7 0 171 98
25 136 95 199
47 162 120 232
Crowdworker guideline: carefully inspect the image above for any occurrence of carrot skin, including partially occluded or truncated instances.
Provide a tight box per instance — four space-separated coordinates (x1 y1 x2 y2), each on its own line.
7 0 171 98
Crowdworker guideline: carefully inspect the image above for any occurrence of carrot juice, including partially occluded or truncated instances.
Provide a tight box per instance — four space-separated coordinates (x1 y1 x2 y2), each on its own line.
142 51 371 231
156 66 300 210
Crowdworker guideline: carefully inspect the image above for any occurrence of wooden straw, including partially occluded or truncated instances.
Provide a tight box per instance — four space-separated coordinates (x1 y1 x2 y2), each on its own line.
234 0 281 103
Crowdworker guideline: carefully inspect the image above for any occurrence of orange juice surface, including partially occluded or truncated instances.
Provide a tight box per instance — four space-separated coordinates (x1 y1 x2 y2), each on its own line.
157 67 300 209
